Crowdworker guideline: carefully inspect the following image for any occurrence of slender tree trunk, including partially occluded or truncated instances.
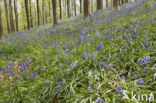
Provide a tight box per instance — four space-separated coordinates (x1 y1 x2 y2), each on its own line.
106 0 108 8
29 0 33 28
0 5 3 39
14 0 18 32
125 0 128 3
42 0 45 25
9 0 15 32
84 0 90 18
49 0 52 22
74 0 77 16
113 0 119 10
52 0 58 26
25 0 30 29
37 0 40 26
59 0 62 19
122 0 124 4
80 0 82 14
4 0 10 33
67 0 71 18
97 0 103 11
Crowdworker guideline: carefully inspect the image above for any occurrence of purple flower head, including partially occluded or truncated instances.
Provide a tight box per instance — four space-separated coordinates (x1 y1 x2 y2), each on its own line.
41 65 45 69
56 89 59 94
45 81 49 84
137 78 143 85
56 81 64 86
66 71 70 75
9 62 14 66
34 99 37 103
70 62 74 69
95 45 104 51
98 62 101 68
88 86 93 91
144 56 150 63
116 86 122 94
33 72 38 78
96 97 105 103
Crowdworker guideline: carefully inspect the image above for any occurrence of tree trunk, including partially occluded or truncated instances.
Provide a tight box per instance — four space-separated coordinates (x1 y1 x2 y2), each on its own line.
84 0 90 18
0 5 3 39
36 0 40 26
42 0 45 24
74 0 77 16
67 0 71 18
14 0 18 32
113 0 119 10
4 0 10 33
29 0 33 28
52 0 58 26
49 0 52 22
97 0 103 11
25 0 30 29
121 0 124 4
125 0 128 3
59 0 62 19
9 0 15 32
80 0 82 14
106 0 108 8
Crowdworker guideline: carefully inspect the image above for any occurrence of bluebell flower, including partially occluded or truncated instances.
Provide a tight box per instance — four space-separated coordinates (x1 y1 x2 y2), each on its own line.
88 86 93 91
116 86 122 94
9 62 14 66
144 56 150 63
34 99 37 103
66 71 70 75
95 45 104 51
45 81 49 84
56 89 59 94
98 62 101 68
96 97 105 103
137 78 143 85
56 81 64 86
33 72 38 78
41 65 45 69
70 62 74 69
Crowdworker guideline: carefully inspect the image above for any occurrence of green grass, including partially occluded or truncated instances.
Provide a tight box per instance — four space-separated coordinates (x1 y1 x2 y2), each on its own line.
0 0 156 103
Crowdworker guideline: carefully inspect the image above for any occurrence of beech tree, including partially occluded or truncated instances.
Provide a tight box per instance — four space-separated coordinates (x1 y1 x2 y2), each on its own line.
97 0 103 11
0 4 3 39
113 0 119 10
84 0 90 17
80 0 82 14
52 0 58 26
9 0 15 32
14 0 18 31
37 0 40 26
25 0 30 29
59 0 62 19
67 0 71 18
4 0 10 33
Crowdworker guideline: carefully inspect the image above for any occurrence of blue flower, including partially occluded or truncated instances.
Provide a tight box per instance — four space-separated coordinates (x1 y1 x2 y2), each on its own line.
98 62 101 68
34 99 37 103
56 81 64 86
56 89 59 94
116 86 122 94
96 97 105 103
137 78 143 85
70 62 74 69
95 45 104 51
66 71 70 75
45 81 49 84
33 72 38 78
88 86 93 91
9 62 14 66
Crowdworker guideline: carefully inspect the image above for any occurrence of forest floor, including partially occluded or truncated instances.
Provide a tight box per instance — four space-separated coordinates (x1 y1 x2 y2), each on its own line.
0 0 156 103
